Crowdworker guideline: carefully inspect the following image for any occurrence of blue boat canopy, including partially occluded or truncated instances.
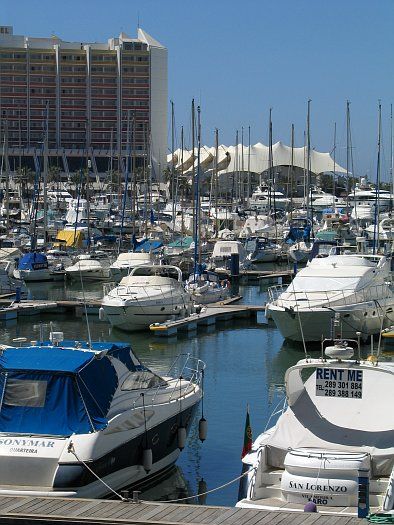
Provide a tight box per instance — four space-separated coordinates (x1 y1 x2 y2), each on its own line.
0 341 146 436
18 252 48 271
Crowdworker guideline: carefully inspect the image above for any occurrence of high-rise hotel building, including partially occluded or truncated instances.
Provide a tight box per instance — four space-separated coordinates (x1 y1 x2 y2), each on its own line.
0 25 167 177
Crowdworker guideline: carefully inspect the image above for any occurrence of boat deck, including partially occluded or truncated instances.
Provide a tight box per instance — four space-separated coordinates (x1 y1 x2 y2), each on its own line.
0 495 364 524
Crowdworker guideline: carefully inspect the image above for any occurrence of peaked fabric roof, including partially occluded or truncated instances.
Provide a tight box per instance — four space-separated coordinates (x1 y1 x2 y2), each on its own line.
168 141 347 176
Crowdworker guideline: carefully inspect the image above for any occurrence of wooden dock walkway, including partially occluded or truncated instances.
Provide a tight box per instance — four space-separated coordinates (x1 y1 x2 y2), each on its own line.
0 295 268 332
150 298 265 337
0 495 363 524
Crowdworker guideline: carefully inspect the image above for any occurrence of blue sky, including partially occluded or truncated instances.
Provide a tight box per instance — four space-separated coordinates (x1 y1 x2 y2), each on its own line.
2 0 394 179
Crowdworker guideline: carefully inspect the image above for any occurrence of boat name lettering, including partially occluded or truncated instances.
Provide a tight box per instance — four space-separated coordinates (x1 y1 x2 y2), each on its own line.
289 481 347 493
0 439 55 448
316 368 362 382
316 368 363 399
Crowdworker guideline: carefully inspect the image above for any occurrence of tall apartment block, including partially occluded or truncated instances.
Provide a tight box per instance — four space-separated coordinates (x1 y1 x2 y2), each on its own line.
0 25 167 177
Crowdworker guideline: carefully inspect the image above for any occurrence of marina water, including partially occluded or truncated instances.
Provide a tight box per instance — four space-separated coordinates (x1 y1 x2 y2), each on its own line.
1 278 389 506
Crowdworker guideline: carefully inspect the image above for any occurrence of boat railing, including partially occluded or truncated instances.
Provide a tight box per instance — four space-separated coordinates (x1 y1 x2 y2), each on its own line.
166 353 206 401
268 282 392 310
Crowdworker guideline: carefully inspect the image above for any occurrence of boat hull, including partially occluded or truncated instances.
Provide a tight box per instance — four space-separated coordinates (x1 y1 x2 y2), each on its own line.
268 299 394 341
102 300 192 331
0 404 197 498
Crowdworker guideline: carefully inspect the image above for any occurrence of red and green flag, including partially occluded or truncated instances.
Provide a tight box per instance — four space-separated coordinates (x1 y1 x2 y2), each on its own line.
241 405 252 458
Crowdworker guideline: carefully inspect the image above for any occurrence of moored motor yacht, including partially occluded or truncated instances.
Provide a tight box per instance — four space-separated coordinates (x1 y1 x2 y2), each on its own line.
65 253 112 282
110 251 155 281
13 252 53 282
101 265 193 331
0 335 204 498
210 240 251 272
237 339 394 516
266 253 394 341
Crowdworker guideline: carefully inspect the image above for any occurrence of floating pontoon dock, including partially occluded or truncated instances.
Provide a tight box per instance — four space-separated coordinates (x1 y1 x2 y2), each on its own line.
0 495 363 525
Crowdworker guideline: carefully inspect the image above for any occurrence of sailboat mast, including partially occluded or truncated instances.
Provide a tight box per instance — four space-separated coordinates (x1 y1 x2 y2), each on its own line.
373 101 382 254
118 110 131 254
247 126 251 206
214 128 219 236
306 99 311 218
333 122 336 209
241 126 244 204
3 122 10 233
191 99 196 237
346 101 350 210
180 126 185 238
43 101 49 245
193 105 202 275
390 104 393 208
290 123 294 221
170 100 176 237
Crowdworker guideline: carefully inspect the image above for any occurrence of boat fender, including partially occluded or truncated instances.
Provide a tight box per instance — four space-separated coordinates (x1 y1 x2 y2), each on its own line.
199 417 208 442
98 307 105 321
304 502 317 513
142 448 153 472
178 426 186 450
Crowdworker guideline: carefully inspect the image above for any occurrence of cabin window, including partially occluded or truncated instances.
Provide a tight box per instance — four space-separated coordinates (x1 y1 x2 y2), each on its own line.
4 379 47 407
121 371 167 391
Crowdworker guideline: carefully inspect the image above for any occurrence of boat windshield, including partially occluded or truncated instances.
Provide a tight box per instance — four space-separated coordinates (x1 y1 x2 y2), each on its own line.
131 266 180 280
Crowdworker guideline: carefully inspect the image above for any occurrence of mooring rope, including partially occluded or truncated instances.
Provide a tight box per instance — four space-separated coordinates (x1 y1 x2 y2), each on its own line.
68 439 254 504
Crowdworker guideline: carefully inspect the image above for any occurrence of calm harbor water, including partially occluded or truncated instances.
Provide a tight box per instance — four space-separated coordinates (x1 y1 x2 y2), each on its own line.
1 277 391 506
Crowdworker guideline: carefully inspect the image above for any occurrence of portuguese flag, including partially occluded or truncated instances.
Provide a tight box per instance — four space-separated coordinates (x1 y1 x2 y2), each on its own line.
241 405 252 458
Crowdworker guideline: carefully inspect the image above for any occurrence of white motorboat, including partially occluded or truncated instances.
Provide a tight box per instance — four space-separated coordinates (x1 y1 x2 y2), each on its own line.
65 253 112 282
65 199 89 224
266 253 394 341
311 195 347 212
288 240 313 263
245 238 281 264
249 186 290 211
185 271 230 305
110 252 155 281
348 179 393 212
101 265 193 331
13 252 53 282
0 334 204 498
210 240 251 272
237 338 394 516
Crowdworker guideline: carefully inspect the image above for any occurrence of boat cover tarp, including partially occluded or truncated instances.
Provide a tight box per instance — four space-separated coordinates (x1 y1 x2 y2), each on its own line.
54 230 84 248
0 344 125 436
265 366 394 476
18 252 48 271
134 239 163 253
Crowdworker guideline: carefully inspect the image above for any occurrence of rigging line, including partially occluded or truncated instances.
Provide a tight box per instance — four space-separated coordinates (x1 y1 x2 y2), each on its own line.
289 276 308 357
79 263 92 349
140 466 256 504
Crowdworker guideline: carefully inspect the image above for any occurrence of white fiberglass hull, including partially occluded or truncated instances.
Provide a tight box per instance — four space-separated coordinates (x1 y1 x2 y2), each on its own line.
13 268 53 282
268 299 394 342
102 297 192 331
0 402 198 498
66 269 111 282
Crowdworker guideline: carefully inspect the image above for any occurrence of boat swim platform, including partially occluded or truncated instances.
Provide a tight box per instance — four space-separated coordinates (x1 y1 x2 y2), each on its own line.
150 299 266 337
0 495 363 525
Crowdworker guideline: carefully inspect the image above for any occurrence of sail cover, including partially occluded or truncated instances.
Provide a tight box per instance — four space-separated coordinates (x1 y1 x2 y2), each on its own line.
0 345 120 436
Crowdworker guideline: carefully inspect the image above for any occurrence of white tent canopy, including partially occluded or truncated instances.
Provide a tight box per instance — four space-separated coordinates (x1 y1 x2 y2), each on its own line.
168 141 347 176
